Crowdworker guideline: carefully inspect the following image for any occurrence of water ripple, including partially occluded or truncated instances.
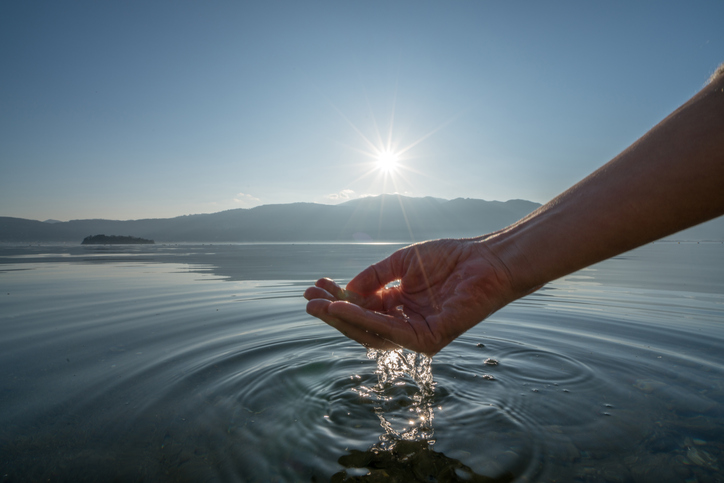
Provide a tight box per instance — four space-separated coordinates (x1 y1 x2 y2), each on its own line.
1 244 723 482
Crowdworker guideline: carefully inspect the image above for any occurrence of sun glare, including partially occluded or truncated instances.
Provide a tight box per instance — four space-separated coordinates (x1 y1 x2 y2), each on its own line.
332 98 455 194
377 151 399 174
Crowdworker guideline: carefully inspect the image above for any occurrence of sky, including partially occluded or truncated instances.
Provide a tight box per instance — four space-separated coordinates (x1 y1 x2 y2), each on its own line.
1 1 722 221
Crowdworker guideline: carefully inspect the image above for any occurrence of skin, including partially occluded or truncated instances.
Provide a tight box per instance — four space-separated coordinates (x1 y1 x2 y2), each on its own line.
305 66 724 356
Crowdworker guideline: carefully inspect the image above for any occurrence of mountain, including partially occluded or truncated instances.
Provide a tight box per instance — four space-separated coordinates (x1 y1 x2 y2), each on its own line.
1 194 722 243
0 195 540 243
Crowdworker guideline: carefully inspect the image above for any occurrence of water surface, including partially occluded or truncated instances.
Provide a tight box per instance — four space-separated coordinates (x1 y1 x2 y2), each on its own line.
0 242 722 482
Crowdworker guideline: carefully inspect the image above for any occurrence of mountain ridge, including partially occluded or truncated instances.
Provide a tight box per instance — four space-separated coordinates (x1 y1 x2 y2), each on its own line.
1 194 722 243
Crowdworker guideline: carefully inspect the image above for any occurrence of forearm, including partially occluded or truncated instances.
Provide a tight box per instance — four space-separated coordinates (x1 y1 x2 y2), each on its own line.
486 70 724 294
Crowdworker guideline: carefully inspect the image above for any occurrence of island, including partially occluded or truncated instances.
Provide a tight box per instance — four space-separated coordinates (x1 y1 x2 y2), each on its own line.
81 235 155 245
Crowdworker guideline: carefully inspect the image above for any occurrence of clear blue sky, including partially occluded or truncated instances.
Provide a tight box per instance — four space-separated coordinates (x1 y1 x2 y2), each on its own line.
1 1 722 221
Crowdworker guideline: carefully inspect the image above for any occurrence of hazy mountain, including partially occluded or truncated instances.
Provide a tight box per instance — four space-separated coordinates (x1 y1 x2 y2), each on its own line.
0 195 538 243
1 194 722 243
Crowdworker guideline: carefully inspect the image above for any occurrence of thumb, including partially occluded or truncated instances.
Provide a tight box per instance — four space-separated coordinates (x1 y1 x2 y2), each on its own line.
345 249 406 296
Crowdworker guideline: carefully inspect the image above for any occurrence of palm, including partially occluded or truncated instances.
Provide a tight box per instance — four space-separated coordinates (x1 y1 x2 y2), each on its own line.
304 238 515 355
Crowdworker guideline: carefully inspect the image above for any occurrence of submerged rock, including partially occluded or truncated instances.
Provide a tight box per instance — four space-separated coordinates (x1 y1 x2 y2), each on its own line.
332 440 514 482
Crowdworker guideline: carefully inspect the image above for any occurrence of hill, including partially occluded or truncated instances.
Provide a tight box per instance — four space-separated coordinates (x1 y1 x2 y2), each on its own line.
1 194 722 243
0 195 540 243
81 235 155 245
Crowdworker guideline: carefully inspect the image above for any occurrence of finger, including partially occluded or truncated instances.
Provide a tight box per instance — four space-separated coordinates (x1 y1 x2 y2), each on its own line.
306 278 400 311
327 301 418 349
346 249 406 296
306 299 400 350
303 285 336 302
314 278 347 300
306 298 336 319
327 319 402 351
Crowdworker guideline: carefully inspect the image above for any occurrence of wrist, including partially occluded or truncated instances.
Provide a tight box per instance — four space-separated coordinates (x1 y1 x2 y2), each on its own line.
470 227 544 305
483 231 539 296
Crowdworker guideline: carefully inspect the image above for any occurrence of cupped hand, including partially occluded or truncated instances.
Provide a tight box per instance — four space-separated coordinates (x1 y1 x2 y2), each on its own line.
303 238 522 356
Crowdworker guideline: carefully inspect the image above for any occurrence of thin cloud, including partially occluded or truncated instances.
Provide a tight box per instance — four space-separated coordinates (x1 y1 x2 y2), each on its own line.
233 192 262 208
325 189 356 202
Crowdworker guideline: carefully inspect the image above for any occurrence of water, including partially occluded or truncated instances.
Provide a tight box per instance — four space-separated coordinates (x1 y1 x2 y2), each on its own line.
0 242 722 482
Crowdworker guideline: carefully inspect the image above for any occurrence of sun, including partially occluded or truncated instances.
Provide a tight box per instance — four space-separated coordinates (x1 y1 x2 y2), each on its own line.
376 151 399 174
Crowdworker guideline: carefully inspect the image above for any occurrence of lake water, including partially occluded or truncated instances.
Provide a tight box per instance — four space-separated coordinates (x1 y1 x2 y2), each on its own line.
0 242 723 482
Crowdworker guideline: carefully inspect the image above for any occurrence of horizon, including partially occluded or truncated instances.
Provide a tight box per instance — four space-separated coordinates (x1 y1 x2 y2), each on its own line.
8 193 540 223
4 194 721 242
1 2 722 221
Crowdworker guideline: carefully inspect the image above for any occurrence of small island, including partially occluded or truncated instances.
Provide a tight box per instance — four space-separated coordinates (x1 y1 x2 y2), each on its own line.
82 234 155 245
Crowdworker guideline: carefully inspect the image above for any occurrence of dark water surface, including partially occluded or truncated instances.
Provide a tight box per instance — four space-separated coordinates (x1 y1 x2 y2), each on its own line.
0 243 722 482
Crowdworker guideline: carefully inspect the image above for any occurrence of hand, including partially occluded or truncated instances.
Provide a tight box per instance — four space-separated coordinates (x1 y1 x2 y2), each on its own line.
303 238 524 356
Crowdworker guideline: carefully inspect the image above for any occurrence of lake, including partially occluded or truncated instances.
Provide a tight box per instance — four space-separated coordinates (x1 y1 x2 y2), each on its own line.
0 242 722 482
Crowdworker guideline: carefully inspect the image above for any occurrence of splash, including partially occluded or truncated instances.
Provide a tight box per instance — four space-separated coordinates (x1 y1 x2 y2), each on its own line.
352 348 436 450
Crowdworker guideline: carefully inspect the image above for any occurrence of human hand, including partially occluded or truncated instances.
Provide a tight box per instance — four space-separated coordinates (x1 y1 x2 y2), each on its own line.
304 238 524 356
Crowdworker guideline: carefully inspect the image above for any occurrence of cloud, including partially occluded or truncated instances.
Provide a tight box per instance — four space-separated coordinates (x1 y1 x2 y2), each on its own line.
325 189 356 202
233 192 262 208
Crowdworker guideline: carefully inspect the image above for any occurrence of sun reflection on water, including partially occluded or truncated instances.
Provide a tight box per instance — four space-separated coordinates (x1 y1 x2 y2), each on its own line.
352 348 436 450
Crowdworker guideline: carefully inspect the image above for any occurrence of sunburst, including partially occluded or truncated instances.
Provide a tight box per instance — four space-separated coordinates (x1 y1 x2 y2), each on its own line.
328 94 458 196
376 150 399 174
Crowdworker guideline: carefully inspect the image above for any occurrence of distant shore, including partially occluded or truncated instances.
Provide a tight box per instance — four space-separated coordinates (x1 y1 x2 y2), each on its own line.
2 195 722 243
81 235 155 245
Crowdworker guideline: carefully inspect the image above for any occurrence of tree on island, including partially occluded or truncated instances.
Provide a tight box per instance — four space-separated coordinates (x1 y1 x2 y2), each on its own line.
81 234 155 245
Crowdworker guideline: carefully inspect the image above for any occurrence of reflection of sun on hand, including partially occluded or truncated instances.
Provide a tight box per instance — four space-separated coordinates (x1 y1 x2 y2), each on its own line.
376 151 399 174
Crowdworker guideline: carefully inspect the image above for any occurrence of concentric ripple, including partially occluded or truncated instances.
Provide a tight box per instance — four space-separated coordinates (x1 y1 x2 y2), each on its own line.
1 243 723 482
